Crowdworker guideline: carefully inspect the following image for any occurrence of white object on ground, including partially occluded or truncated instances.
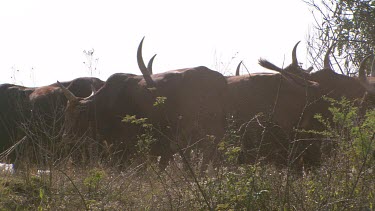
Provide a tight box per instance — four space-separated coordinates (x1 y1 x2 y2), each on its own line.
0 163 15 174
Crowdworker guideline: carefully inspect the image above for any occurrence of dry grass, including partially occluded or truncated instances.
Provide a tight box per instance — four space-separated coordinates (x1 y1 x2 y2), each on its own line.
1 146 374 210
0 99 374 210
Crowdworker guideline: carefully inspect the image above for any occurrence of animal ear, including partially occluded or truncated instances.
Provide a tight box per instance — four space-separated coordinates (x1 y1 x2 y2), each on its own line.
306 66 313 73
23 89 34 97
57 81 78 102
235 61 243 76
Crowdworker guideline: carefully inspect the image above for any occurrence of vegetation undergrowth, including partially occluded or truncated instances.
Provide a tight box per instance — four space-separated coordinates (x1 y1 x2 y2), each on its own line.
0 98 374 210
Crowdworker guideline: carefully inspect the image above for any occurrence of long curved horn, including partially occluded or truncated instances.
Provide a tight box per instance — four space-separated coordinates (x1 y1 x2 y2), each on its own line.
292 41 300 66
137 37 155 87
57 81 78 102
324 44 335 69
358 55 373 82
137 37 148 75
90 84 97 96
147 54 157 75
235 61 243 76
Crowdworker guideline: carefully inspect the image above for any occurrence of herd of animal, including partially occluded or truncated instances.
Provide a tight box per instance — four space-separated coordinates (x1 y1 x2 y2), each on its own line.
1 37 374 171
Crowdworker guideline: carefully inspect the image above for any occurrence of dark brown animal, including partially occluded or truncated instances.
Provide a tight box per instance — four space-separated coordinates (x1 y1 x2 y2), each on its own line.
29 77 104 125
259 45 375 117
226 73 321 167
58 38 227 169
259 44 375 103
257 44 375 167
25 77 104 166
0 84 33 162
0 77 104 165
226 43 322 168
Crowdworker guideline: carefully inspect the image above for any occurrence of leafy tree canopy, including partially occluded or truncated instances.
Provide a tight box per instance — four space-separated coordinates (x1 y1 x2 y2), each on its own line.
305 0 375 76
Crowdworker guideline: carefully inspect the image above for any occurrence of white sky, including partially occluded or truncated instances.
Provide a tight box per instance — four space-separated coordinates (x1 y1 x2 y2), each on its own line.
0 0 315 86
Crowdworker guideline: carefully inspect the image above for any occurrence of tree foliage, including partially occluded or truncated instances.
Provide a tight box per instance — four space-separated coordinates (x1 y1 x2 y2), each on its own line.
305 0 375 76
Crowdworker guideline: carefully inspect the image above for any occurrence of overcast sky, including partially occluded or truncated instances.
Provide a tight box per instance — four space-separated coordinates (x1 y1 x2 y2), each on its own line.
0 0 315 86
